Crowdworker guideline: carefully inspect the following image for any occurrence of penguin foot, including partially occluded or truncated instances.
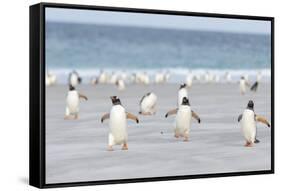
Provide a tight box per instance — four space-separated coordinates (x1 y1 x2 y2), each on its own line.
244 142 253 147
107 146 114 151
64 115 72 120
122 144 128 150
183 138 189 142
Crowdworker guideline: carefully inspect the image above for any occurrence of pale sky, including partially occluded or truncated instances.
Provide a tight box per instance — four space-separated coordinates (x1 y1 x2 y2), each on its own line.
46 7 271 34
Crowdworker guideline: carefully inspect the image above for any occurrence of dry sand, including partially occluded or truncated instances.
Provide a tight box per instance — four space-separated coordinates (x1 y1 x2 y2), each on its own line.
46 83 271 184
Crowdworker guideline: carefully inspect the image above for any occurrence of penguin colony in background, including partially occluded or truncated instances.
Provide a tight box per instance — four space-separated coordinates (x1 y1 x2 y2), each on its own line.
48 70 270 150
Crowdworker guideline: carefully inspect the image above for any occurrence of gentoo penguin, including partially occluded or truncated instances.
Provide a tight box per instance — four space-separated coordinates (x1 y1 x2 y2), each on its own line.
116 79 126 91
68 70 82 87
165 97 201 141
98 70 107 84
64 85 88 120
164 71 171 82
110 72 118 84
101 96 139 151
142 72 150 85
238 100 270 147
239 76 250 95
186 74 193 89
155 72 165 84
139 92 157 115
90 76 98 85
225 72 232 83
46 72 57 86
178 83 188 107
120 71 127 81
250 71 262 92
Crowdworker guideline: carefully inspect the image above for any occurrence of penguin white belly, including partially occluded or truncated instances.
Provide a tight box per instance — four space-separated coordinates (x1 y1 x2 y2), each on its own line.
99 73 107 83
240 81 246 94
109 106 127 145
186 77 192 88
117 80 125 90
66 91 79 114
241 110 256 143
175 107 191 135
178 89 188 106
70 75 78 87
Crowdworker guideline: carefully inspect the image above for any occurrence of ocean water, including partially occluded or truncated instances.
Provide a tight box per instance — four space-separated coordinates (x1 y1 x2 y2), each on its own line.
46 22 271 83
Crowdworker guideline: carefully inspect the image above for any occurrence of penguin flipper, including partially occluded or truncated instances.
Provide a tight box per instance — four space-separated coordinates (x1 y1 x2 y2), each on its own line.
192 110 201 123
126 112 139 123
101 113 110 123
238 114 242 122
255 115 271 127
165 108 178 118
254 139 260 144
79 93 88 101
250 81 258 91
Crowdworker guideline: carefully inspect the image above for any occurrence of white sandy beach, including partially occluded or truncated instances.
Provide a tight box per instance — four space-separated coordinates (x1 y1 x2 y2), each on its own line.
45 83 271 184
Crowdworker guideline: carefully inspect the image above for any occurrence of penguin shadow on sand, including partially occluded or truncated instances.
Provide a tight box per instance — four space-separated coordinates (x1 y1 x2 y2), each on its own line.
165 97 201 142
64 84 88 120
100 96 139 151
237 100 270 147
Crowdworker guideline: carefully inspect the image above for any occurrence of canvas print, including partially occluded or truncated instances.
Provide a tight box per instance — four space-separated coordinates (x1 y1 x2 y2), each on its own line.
45 7 272 184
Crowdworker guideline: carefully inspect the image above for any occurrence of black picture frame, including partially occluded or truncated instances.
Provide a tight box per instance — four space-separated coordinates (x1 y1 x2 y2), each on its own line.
29 2 275 189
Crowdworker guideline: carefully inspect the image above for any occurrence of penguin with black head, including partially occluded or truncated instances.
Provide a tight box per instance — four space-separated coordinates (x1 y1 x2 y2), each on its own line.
238 100 270 147
101 96 139 151
178 83 188 107
64 85 88 120
165 97 201 142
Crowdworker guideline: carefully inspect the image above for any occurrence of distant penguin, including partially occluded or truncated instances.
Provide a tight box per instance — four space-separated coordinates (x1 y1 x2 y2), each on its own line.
64 85 88 120
214 74 220 83
250 81 259 92
164 71 171 82
155 72 165 84
225 72 232 83
101 96 139 151
250 71 262 92
49 73 57 85
257 71 262 82
142 72 150 85
165 97 201 141
204 71 211 83
120 71 127 81
186 75 193 89
90 76 98 85
239 76 250 95
110 72 118 84
46 72 56 86
69 71 82 87
178 83 188 107
139 92 157 115
116 79 126 91
238 100 270 147
98 70 107 84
